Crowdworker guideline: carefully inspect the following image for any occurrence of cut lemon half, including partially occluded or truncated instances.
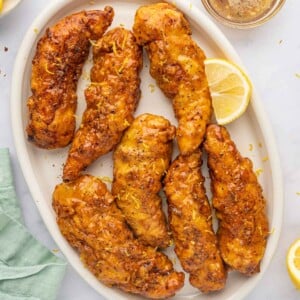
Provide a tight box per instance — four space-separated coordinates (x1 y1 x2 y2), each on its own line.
204 58 252 125
287 238 300 289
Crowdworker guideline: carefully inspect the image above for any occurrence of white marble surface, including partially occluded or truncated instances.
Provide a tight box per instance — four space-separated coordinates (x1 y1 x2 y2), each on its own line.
0 0 300 299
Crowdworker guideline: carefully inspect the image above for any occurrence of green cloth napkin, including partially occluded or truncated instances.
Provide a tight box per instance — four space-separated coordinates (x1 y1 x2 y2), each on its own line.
0 148 66 300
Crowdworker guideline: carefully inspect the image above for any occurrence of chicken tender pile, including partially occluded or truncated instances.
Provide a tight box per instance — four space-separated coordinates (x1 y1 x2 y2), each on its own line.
133 3 212 155
63 27 142 181
27 7 114 149
164 151 227 292
27 2 270 297
112 114 175 248
53 175 184 299
204 124 269 275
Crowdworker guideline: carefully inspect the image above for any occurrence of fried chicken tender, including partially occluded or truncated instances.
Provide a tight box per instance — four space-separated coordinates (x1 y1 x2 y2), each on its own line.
27 7 114 149
52 175 184 298
204 124 269 276
63 28 142 181
133 3 212 155
112 114 175 248
164 151 227 292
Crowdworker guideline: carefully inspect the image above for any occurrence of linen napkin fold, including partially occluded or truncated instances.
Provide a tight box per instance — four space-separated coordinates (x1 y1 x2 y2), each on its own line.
0 148 66 300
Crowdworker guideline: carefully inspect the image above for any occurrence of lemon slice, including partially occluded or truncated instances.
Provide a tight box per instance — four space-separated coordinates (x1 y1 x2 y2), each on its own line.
287 238 300 289
204 58 252 125
0 0 3 13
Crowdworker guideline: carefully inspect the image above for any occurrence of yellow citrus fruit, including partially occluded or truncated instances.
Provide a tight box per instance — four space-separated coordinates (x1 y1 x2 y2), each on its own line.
0 0 3 12
204 58 252 125
286 238 300 289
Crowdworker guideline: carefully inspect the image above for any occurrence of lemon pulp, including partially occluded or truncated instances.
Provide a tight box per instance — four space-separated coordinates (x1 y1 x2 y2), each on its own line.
287 238 300 289
204 58 252 125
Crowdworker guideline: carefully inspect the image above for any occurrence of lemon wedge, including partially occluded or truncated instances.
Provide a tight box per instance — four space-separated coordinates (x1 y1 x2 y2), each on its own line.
204 58 252 125
287 238 300 289
0 0 3 13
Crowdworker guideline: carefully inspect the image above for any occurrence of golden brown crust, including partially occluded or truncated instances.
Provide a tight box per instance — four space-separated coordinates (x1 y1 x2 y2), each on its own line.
112 114 175 248
164 151 227 292
204 124 269 276
27 7 114 149
63 27 142 181
133 3 212 155
52 175 184 299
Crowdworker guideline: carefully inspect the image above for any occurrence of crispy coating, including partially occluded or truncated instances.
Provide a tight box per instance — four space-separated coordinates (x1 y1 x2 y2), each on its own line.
63 28 142 181
112 114 175 248
27 7 114 149
204 124 269 276
133 3 212 155
164 151 227 292
52 175 184 299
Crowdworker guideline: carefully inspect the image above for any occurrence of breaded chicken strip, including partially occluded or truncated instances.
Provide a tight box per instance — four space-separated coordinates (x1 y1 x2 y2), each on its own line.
112 114 175 248
53 175 184 299
63 28 142 181
27 7 114 149
164 151 227 292
204 124 269 275
133 3 212 155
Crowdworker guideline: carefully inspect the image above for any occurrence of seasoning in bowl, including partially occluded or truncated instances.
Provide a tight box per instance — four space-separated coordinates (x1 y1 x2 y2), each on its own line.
202 0 286 28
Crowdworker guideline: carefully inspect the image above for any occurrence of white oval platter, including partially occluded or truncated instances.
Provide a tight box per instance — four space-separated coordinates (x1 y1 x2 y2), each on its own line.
11 0 283 299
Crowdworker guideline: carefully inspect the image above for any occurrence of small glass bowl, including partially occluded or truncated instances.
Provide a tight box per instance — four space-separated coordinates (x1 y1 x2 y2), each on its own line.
201 0 286 29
